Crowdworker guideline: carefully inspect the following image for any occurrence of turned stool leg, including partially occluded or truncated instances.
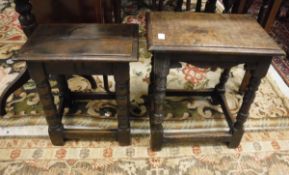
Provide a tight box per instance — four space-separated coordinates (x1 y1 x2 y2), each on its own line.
28 62 64 146
103 75 113 94
114 63 131 146
216 68 231 91
15 0 37 36
223 0 235 13
176 0 184 11
149 56 155 95
204 0 217 13
150 56 170 151
81 75 97 89
196 0 202 12
211 68 231 104
148 56 155 117
186 0 191 11
239 70 251 93
55 75 71 117
229 61 271 148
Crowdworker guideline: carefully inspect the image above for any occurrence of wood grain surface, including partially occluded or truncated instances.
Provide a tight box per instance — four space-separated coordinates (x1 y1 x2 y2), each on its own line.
147 12 284 56
16 24 139 62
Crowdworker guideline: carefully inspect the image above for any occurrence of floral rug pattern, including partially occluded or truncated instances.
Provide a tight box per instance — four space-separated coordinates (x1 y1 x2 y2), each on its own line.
1 130 289 174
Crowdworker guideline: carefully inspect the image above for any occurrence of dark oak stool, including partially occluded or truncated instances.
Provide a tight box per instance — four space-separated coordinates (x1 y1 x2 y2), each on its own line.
15 24 139 146
147 12 285 151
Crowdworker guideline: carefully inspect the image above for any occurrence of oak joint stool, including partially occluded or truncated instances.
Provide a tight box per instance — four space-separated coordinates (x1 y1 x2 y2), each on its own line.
147 12 285 151
15 24 139 146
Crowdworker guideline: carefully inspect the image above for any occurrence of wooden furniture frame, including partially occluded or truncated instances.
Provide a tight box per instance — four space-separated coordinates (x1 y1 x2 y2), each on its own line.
147 12 284 151
15 23 139 145
0 0 122 116
151 0 283 95
233 0 283 92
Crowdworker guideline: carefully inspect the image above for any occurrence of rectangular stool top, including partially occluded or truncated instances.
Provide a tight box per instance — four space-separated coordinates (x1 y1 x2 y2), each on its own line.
147 12 285 57
16 24 139 62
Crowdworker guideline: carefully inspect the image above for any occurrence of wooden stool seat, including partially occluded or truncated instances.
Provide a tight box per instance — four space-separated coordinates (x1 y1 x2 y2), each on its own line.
15 23 139 146
147 12 284 151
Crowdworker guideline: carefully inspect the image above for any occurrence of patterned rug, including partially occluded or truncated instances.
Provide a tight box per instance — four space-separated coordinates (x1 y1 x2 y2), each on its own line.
1 131 289 174
271 20 289 86
0 1 289 174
